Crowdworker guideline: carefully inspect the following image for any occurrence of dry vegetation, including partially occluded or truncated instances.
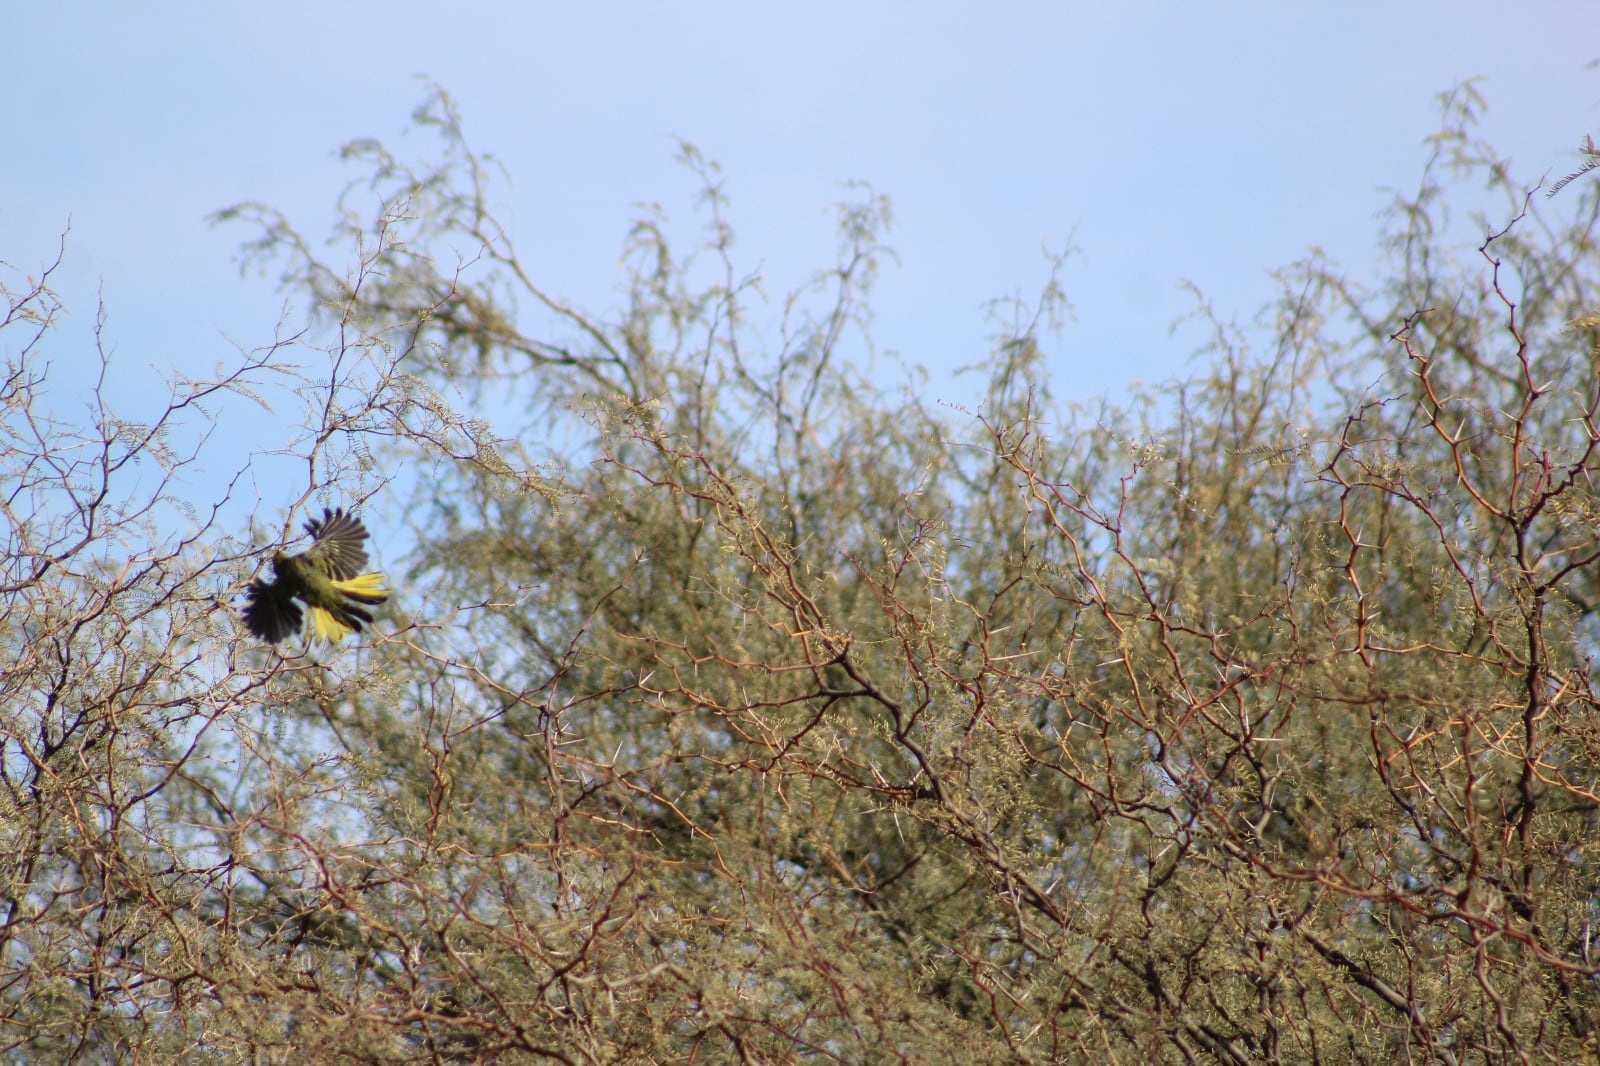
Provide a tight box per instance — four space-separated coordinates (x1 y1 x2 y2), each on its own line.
4 84 1600 1063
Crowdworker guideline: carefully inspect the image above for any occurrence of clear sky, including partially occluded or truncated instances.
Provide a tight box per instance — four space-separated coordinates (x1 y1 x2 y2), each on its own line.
5 4 1598 495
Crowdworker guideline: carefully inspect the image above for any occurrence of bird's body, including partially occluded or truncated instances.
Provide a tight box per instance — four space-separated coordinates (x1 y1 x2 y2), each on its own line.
244 507 389 643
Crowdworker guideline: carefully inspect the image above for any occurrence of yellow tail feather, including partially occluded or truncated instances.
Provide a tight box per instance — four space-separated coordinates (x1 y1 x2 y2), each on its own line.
332 571 389 605
307 607 359 642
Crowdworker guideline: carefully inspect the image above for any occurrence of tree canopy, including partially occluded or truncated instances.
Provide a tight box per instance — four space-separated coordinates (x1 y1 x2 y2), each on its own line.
5 83 1600 1064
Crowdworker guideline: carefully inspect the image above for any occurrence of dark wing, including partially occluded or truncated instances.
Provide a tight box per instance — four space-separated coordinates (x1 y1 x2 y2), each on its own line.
302 507 371 580
243 578 304 643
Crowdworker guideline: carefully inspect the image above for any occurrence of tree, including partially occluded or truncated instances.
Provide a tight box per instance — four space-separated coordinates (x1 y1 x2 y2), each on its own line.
4 81 1600 1063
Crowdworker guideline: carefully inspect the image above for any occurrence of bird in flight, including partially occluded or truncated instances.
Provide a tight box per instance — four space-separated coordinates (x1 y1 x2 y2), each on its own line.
243 507 389 643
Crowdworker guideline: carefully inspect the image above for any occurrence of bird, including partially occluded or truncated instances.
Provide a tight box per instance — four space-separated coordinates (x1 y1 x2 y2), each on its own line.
243 507 389 643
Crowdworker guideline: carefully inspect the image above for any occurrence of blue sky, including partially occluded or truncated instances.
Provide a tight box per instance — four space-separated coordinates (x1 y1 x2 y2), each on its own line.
5 4 1599 521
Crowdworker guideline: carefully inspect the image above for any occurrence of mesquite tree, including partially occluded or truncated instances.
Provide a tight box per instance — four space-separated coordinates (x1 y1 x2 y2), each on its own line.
4 83 1600 1064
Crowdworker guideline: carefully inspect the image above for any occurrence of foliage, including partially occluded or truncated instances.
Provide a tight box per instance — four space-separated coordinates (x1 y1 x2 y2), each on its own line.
5 83 1600 1063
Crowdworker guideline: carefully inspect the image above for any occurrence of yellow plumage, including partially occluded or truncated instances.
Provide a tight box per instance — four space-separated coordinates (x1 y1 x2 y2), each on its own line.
244 508 390 644
305 572 389 641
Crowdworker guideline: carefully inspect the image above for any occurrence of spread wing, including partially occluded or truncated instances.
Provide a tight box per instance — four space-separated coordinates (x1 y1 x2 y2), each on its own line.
302 507 372 581
243 578 303 643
